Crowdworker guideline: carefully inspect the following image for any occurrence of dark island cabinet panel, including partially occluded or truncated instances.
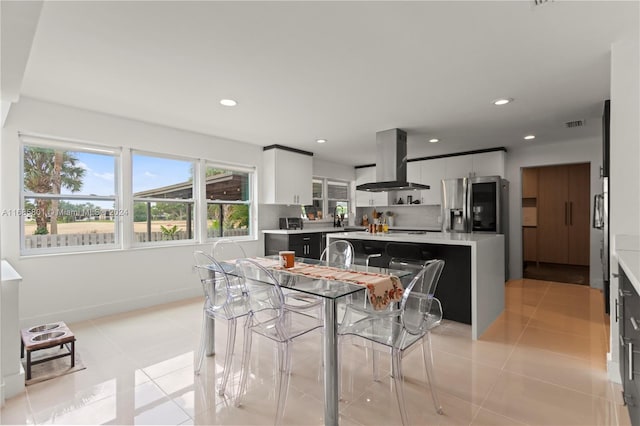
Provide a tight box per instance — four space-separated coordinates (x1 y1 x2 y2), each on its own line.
620 269 640 426
343 238 472 325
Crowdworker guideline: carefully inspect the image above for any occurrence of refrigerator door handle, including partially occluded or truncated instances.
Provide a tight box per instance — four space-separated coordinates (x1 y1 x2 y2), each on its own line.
593 194 604 229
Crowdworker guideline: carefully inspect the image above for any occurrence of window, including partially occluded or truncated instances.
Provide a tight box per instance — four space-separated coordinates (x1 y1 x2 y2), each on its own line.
303 177 349 222
20 138 119 253
303 178 324 220
205 164 252 239
327 180 349 221
132 153 194 243
18 135 257 254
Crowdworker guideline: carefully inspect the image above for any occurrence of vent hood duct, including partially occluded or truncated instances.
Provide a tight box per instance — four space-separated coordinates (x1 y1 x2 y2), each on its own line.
356 128 431 192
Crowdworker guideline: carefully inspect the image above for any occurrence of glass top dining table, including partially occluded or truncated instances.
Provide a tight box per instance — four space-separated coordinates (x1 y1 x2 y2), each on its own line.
208 255 412 426
220 255 411 299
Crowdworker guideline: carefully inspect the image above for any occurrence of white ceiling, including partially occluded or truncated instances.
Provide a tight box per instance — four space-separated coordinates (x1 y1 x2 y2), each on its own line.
15 0 640 165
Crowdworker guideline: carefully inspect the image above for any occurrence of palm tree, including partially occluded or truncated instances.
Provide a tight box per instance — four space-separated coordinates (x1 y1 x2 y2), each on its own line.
23 147 86 234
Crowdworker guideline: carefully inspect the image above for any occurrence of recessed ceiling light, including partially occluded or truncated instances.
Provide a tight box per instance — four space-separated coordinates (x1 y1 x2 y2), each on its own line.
492 98 513 106
524 135 536 140
316 139 327 144
429 138 440 143
220 99 237 107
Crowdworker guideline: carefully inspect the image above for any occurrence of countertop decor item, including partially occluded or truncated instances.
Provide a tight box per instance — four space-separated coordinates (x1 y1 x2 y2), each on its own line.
386 211 395 227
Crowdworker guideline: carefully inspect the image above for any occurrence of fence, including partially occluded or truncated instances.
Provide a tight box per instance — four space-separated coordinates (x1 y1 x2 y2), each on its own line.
24 228 250 249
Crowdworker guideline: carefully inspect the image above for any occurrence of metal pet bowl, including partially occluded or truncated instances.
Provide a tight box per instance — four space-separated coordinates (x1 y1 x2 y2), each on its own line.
31 331 66 342
28 323 61 333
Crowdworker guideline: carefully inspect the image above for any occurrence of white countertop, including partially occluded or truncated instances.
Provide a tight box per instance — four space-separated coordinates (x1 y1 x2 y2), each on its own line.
618 250 640 294
615 235 640 294
327 231 502 246
262 227 346 235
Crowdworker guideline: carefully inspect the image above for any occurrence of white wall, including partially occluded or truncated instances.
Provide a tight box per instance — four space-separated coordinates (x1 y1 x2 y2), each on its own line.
610 38 640 243
505 136 603 286
608 35 640 383
1 97 265 327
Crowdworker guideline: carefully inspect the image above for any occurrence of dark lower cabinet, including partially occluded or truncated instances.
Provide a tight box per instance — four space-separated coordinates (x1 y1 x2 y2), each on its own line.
620 268 640 426
265 233 322 259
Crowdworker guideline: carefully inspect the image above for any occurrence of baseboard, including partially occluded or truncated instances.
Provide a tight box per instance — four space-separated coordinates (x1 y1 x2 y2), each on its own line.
19 287 202 328
608 353 622 384
3 365 25 399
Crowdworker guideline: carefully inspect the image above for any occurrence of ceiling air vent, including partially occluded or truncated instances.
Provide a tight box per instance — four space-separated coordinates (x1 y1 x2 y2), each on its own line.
565 120 585 128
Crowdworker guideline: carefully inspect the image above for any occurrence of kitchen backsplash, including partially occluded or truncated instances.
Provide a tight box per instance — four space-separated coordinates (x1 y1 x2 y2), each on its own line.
258 204 302 230
355 205 441 228
261 203 442 229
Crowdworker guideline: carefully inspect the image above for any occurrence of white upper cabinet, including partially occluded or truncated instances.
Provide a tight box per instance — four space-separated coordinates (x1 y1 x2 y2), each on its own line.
262 146 313 205
420 158 446 205
443 150 505 179
444 155 473 179
355 166 389 207
470 151 505 177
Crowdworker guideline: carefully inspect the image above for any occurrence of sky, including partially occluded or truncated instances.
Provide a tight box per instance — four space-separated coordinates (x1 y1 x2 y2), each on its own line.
62 152 192 196
44 151 193 210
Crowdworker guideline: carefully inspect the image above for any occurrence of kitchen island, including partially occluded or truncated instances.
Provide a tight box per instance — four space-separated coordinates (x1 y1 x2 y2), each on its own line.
327 231 505 339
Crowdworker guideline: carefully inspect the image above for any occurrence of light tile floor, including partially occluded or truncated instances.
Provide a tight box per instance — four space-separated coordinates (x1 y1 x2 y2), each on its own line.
0 279 631 425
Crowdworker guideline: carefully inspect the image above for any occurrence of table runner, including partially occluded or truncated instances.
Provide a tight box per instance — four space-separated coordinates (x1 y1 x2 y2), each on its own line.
250 257 404 310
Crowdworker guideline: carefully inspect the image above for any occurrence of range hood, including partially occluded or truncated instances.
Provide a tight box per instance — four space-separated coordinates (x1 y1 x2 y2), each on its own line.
356 128 431 192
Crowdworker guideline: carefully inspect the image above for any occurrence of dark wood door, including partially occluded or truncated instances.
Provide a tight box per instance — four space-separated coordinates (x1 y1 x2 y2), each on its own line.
522 227 537 262
522 167 538 198
567 163 590 265
538 165 569 263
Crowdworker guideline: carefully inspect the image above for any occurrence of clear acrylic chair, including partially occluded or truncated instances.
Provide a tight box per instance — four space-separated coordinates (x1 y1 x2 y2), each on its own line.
211 238 247 260
235 258 324 425
211 239 247 292
388 258 442 326
338 259 446 425
193 251 252 396
320 239 354 267
193 251 269 395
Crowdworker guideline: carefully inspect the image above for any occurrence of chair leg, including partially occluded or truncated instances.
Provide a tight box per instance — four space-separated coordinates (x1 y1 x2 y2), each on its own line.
194 310 208 375
235 317 253 407
370 318 380 381
275 341 292 426
391 348 409 426
422 332 443 415
218 318 237 396
371 341 380 381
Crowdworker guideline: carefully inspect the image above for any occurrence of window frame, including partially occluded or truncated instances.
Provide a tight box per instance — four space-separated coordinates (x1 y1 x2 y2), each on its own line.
307 177 350 223
327 179 350 220
130 150 197 247
203 160 256 242
17 134 259 256
19 135 122 255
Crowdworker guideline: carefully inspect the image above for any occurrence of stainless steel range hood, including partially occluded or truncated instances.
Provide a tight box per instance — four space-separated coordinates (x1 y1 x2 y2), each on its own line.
356 128 430 192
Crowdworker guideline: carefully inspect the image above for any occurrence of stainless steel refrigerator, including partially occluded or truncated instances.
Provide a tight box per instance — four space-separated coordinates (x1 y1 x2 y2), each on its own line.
441 176 508 234
442 176 509 276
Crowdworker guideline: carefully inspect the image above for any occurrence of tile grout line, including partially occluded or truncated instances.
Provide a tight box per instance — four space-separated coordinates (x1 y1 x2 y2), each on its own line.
500 367 620 404
470 279 549 424
26 318 129 424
